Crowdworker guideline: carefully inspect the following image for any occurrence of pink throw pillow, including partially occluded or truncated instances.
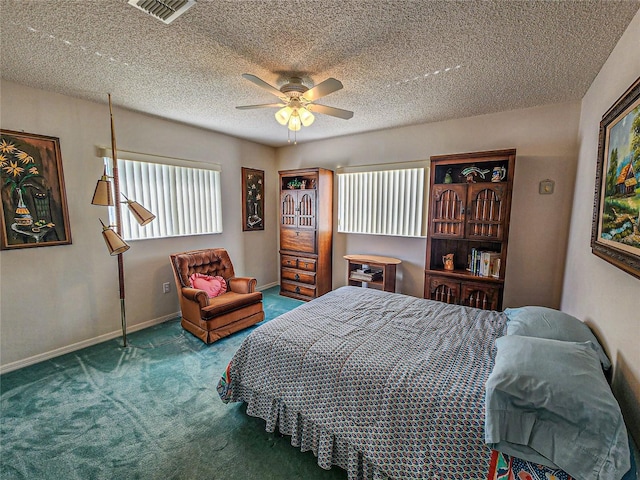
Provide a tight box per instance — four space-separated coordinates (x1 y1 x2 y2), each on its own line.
189 273 227 298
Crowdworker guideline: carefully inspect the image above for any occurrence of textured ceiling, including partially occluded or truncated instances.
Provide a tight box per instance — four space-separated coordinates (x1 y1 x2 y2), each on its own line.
1 1 639 147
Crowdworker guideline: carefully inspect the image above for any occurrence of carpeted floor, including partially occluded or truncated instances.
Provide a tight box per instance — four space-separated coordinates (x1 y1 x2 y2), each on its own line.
0 287 348 480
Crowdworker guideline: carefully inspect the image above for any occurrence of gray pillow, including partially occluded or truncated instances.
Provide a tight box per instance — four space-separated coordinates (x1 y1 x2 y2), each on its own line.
504 306 611 369
485 335 630 480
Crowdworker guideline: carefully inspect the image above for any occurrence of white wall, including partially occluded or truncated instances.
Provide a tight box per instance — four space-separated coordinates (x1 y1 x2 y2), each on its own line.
277 102 581 305
0 81 279 370
562 9 640 441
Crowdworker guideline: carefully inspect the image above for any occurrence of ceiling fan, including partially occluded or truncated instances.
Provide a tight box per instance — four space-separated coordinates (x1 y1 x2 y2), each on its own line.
236 74 354 138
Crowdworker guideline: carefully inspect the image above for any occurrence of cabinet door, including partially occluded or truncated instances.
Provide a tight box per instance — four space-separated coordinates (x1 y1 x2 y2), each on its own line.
426 275 460 304
281 191 297 227
430 184 466 238
296 190 316 229
281 190 316 229
460 283 499 311
280 229 316 253
465 183 507 241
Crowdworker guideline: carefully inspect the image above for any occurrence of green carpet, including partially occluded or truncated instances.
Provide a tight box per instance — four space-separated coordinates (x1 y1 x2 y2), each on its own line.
0 287 347 480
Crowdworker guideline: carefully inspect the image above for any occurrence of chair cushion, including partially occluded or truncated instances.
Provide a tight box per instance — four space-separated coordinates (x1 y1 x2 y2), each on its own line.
189 273 227 298
201 291 263 319
172 248 236 288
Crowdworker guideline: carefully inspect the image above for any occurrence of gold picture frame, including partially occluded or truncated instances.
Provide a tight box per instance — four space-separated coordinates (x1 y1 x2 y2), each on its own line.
591 77 640 279
0 130 72 249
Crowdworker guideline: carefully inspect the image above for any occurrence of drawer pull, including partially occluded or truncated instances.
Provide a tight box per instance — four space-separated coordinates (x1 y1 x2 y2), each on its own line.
294 273 300 281
296 231 299 236
295 286 300 293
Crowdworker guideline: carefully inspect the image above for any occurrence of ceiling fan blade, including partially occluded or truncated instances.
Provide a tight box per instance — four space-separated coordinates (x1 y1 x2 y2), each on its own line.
302 78 343 101
308 104 354 120
236 103 285 110
241 73 284 98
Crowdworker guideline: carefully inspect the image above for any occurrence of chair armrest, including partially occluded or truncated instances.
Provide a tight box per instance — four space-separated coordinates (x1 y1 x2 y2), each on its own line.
227 277 257 294
181 287 209 307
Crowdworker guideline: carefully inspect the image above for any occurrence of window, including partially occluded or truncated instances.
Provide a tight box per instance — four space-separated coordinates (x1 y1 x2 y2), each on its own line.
337 163 427 237
102 149 222 240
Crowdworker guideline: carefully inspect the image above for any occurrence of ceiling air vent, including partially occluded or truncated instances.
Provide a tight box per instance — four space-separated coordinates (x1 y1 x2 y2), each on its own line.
127 0 195 24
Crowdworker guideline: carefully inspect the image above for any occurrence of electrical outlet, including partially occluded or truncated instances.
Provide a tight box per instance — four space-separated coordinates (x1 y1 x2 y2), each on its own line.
162 282 170 293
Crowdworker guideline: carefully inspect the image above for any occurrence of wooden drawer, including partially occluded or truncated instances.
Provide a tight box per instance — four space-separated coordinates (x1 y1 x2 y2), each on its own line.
281 267 316 285
280 229 315 253
281 255 298 268
281 255 316 272
281 280 316 298
296 258 316 271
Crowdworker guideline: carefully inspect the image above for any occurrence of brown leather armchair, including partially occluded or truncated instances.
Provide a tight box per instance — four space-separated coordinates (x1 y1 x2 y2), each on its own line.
169 248 264 343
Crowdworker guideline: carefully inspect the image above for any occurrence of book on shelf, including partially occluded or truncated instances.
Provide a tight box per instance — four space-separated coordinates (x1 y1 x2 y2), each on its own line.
354 268 373 274
349 269 383 282
467 249 501 278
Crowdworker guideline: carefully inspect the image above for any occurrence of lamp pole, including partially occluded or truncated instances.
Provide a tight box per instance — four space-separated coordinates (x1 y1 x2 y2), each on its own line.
108 93 128 348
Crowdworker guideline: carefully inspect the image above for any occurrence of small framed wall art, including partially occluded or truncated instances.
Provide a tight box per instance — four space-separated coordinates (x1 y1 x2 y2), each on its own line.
241 167 264 231
591 77 640 279
0 130 72 250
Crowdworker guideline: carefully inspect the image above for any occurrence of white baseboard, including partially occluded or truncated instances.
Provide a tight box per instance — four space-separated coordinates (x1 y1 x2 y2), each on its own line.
258 281 279 291
0 312 180 375
1 285 279 374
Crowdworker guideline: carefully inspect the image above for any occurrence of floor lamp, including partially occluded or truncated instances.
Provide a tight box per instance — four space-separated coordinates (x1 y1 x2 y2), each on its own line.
91 94 155 347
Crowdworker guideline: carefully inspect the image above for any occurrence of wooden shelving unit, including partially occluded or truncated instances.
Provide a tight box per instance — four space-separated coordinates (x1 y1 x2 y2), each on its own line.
279 168 333 301
424 149 516 310
345 254 401 293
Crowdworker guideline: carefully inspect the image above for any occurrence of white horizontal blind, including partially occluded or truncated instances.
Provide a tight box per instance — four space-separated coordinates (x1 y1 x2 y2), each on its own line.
337 167 426 237
105 156 222 240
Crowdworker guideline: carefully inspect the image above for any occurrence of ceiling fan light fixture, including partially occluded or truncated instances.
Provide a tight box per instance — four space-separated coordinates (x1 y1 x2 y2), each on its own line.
288 112 302 131
275 106 293 126
298 107 315 127
238 73 353 140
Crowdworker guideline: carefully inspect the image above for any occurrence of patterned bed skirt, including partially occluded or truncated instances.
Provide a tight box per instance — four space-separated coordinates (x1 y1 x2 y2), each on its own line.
240 387 389 480
487 450 574 480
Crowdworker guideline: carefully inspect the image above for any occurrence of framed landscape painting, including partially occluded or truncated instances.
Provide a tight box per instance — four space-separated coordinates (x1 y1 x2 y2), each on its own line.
591 77 640 279
0 130 72 250
241 167 264 231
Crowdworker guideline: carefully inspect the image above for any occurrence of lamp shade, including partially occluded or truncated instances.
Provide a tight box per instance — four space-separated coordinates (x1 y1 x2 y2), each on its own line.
126 200 156 226
100 219 130 255
92 171 114 206
288 112 302 131
275 106 293 126
298 107 315 127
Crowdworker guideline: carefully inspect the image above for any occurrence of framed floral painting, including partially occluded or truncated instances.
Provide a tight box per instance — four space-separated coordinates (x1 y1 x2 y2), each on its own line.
0 130 72 249
591 77 640 279
242 167 264 231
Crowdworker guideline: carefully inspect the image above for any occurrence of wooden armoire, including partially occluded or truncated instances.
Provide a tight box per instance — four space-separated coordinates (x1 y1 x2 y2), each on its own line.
424 149 516 310
279 168 333 301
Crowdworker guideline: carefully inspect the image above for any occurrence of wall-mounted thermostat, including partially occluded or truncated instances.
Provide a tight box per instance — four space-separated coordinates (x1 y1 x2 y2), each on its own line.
539 179 555 195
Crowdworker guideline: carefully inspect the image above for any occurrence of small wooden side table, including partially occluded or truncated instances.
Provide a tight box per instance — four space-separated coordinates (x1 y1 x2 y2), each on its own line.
344 254 402 293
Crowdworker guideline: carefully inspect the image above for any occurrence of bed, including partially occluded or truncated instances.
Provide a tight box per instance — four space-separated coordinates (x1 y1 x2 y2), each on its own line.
217 286 635 480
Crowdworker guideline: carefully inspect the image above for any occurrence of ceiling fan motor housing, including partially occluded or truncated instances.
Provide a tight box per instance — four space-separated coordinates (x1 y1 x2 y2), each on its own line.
280 77 308 98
